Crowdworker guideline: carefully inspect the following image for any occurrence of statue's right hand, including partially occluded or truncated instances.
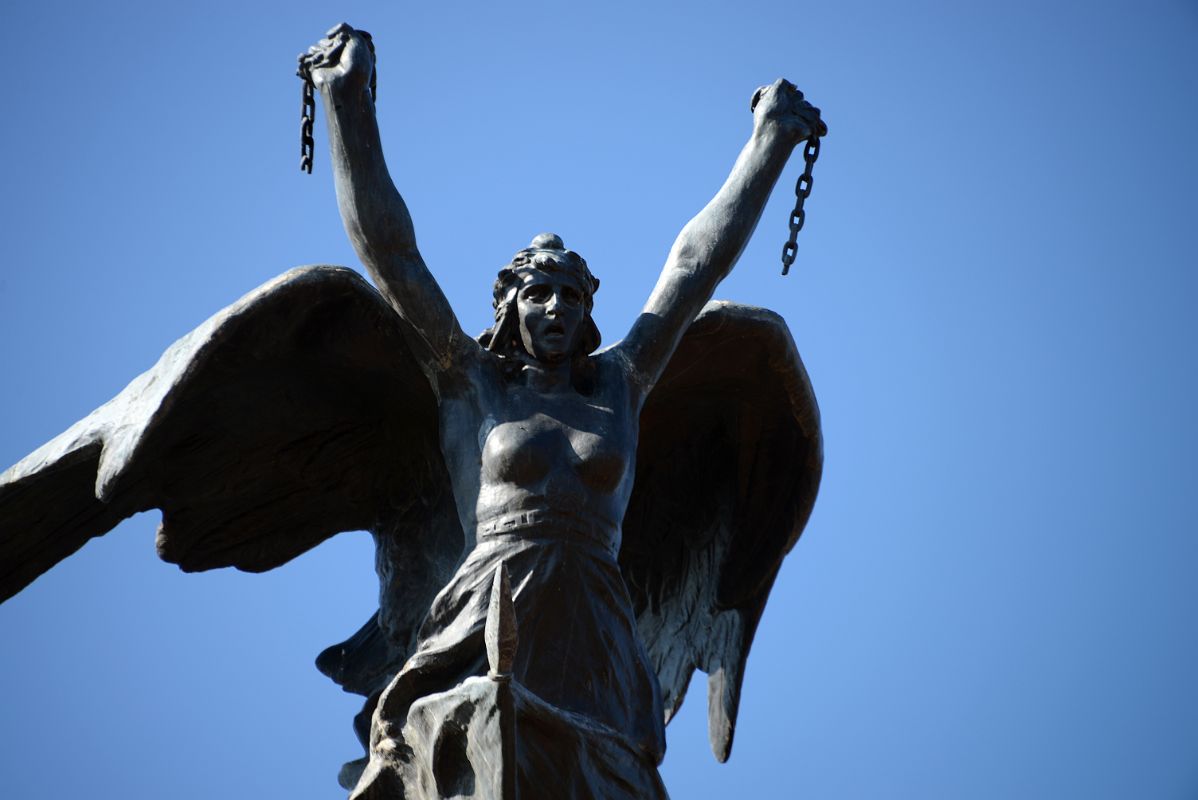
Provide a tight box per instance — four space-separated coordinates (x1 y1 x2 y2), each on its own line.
298 23 373 93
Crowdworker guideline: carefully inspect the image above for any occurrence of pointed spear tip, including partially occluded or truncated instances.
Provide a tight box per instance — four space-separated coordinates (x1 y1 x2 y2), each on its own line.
485 561 517 678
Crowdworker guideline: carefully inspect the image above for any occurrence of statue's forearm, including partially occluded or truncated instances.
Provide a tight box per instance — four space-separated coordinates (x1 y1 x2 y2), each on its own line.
317 80 467 369
320 83 418 266
620 122 800 392
666 126 795 284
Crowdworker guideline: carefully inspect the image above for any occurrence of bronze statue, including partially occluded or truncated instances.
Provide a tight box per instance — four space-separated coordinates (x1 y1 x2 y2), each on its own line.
0 23 825 799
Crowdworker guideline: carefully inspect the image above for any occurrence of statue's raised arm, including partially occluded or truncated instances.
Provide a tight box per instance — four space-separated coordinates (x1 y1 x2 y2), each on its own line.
617 79 825 392
302 24 471 374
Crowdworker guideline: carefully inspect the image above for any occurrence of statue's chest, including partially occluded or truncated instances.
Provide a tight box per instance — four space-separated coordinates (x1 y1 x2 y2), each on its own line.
479 398 630 494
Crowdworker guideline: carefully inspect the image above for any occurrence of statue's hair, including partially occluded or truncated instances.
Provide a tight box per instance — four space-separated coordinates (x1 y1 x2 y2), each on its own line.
477 234 602 369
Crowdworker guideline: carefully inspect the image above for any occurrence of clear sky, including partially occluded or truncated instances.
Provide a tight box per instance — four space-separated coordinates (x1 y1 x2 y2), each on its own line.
2 1 1196 797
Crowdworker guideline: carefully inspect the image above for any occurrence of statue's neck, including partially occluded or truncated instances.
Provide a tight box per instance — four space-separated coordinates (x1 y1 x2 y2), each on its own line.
520 359 573 393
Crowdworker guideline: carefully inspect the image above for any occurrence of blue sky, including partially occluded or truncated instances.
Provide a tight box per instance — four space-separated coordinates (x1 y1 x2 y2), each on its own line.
1 1 1196 797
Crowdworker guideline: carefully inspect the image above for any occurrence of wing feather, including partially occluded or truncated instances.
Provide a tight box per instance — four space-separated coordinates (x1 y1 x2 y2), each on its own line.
0 266 460 627
620 300 822 761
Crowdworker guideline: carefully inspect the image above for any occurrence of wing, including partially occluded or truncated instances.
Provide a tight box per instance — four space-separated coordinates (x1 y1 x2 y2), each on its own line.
619 300 823 762
0 266 465 684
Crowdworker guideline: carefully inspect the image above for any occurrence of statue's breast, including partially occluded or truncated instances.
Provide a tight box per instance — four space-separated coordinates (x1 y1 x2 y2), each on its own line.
481 410 628 495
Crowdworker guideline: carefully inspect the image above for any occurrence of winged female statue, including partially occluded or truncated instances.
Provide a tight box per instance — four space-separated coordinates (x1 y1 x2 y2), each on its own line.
0 22 825 799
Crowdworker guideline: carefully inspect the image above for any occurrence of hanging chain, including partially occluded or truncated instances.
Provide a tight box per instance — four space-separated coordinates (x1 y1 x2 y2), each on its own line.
780 135 820 275
297 29 377 175
299 64 316 174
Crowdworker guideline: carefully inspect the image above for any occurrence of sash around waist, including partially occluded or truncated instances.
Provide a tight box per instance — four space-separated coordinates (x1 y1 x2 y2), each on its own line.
475 508 621 556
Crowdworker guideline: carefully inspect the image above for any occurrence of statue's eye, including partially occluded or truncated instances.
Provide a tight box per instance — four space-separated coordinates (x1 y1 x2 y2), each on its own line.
562 288 582 306
523 286 550 303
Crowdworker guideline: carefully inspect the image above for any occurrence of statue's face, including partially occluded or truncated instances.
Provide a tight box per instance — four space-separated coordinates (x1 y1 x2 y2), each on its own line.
516 270 586 364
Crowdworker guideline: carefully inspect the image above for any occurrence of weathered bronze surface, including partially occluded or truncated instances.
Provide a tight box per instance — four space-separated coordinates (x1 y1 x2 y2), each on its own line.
0 22 826 799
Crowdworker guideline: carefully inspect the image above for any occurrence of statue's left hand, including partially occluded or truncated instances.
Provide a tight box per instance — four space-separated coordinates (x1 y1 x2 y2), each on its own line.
298 22 374 94
751 79 827 143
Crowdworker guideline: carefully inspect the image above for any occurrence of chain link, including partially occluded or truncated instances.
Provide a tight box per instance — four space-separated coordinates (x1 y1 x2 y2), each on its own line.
297 29 377 175
299 65 316 174
780 135 820 275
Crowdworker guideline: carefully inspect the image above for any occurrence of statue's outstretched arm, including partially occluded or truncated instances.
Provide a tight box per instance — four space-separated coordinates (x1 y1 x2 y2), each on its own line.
617 79 824 392
303 24 470 372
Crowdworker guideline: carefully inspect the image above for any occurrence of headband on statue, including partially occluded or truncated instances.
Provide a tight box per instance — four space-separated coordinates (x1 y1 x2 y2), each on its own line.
492 233 600 311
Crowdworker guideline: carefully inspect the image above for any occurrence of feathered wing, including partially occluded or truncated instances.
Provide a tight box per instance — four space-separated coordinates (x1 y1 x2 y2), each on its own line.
0 266 464 692
619 300 823 762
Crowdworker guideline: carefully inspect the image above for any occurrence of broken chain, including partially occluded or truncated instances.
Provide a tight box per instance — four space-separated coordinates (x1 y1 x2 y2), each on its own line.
780 135 820 275
297 29 377 175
